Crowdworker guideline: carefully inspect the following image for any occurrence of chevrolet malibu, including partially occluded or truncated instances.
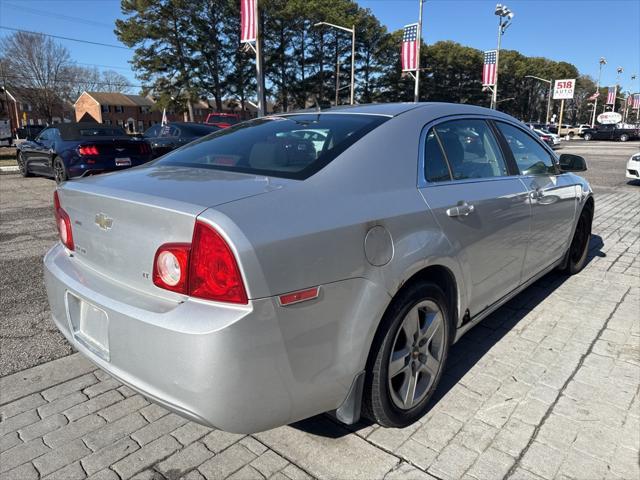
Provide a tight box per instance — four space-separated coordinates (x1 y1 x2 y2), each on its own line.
44 103 594 433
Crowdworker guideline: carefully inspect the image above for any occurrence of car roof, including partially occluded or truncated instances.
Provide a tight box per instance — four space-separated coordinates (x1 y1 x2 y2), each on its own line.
282 102 516 120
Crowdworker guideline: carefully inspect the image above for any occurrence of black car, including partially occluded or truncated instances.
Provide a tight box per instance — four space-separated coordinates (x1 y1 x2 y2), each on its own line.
143 122 221 158
582 124 640 142
16 123 153 183
16 125 46 140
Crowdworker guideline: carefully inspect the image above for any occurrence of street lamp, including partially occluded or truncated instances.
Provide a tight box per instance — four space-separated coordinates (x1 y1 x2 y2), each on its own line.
491 3 514 109
591 57 606 127
525 75 552 125
313 22 356 105
612 66 623 113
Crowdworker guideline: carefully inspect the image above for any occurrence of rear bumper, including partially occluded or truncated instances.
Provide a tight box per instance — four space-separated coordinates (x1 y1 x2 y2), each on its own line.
44 243 387 433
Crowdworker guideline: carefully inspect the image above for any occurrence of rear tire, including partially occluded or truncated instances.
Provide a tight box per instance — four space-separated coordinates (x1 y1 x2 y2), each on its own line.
619 134 629 142
583 133 592 141
53 157 68 184
17 151 32 177
561 204 593 275
362 281 451 428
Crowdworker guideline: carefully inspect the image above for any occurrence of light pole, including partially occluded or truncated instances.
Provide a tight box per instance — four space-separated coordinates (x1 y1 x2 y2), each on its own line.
612 66 623 113
491 3 514 109
314 22 356 105
525 75 552 125
591 57 606 127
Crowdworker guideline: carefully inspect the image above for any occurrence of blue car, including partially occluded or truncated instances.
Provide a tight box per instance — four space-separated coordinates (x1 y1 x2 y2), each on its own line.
16 123 153 183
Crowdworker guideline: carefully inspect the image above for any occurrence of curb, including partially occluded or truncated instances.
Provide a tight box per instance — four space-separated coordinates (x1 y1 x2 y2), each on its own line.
0 165 19 173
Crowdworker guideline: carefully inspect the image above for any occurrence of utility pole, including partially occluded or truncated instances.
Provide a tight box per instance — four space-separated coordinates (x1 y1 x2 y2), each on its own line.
314 22 356 105
413 0 424 102
591 57 606 127
491 4 514 109
255 0 266 117
525 75 552 125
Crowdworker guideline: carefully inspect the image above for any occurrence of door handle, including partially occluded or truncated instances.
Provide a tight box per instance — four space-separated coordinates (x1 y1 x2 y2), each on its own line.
446 202 475 217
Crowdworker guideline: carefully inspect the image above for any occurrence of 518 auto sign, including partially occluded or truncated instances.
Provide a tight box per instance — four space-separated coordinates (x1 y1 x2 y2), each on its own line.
553 79 576 100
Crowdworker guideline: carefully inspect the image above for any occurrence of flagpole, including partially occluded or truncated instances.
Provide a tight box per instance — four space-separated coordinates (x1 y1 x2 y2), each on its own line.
591 57 606 127
254 0 266 117
413 0 424 102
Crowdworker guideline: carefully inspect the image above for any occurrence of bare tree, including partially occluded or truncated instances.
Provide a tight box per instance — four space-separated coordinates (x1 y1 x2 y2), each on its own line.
0 31 72 122
100 70 132 93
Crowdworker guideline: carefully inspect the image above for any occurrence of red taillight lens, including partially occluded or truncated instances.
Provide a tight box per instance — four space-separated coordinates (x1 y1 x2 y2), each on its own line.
139 143 151 155
189 221 248 304
152 222 248 304
53 191 74 251
152 244 190 293
78 145 99 156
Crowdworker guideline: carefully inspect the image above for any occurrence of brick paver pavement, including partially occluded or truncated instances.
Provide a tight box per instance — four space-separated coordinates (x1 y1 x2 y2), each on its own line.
1 189 638 480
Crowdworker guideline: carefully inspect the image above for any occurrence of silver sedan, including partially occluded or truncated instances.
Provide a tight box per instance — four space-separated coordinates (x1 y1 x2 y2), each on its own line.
44 103 594 433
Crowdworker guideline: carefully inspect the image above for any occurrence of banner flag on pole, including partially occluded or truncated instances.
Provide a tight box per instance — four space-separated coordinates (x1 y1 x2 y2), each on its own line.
634 93 640 110
606 86 617 105
482 50 497 86
587 91 599 101
241 0 256 43
401 23 419 72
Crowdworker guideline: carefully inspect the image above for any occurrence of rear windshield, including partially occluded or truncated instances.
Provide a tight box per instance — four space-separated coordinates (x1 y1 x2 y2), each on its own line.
61 127 127 140
156 114 388 179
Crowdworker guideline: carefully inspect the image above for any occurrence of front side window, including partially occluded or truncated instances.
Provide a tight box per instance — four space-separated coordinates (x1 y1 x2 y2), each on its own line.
434 119 508 180
496 122 556 175
156 114 388 180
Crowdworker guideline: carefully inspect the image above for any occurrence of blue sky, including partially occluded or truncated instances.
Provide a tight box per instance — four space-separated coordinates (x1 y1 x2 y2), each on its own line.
1 0 639 93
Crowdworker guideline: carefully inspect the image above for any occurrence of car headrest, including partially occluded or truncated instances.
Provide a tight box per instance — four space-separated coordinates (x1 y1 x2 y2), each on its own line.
249 142 288 169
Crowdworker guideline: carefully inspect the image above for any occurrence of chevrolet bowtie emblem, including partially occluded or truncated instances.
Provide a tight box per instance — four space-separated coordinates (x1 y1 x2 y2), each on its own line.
95 213 113 231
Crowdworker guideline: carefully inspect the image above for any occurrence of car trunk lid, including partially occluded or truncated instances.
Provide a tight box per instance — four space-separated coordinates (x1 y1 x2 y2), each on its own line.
57 164 286 298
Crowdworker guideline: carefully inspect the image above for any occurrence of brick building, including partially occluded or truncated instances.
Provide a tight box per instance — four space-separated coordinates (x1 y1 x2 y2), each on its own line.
0 87 74 134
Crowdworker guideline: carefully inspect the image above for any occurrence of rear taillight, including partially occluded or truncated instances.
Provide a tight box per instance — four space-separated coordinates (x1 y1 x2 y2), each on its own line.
139 142 151 155
53 191 74 251
152 221 248 304
78 145 99 156
152 244 190 293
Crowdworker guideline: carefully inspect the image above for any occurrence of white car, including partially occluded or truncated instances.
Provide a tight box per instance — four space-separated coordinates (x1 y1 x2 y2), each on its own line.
626 152 640 180
533 128 561 146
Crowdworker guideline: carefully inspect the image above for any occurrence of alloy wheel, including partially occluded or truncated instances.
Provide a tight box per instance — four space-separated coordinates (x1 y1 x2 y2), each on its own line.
388 300 446 410
54 160 65 183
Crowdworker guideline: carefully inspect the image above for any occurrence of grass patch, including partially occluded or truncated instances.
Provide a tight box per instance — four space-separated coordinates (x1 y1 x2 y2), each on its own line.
0 147 17 165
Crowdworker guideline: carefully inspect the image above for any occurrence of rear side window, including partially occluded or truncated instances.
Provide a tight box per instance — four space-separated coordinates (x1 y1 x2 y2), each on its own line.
434 119 508 180
495 122 556 175
156 114 388 180
424 130 451 182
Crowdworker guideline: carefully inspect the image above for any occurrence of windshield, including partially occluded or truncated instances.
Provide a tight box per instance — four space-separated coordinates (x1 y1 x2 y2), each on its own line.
156 114 388 179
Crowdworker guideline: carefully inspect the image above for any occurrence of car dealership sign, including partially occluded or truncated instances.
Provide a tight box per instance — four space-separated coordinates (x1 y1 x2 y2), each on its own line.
597 112 623 124
553 79 576 100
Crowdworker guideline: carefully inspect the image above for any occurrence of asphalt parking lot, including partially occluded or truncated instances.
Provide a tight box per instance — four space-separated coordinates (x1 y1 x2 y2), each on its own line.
0 140 638 480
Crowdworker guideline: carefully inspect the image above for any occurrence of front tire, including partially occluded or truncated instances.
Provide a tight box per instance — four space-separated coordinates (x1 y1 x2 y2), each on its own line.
561 204 593 275
363 281 451 428
53 157 68 184
619 134 629 142
583 133 592 141
17 151 32 177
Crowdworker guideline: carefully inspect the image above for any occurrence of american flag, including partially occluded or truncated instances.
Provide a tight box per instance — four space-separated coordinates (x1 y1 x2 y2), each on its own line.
587 91 599 101
401 23 419 72
634 93 640 109
606 86 616 105
240 0 256 43
482 50 497 86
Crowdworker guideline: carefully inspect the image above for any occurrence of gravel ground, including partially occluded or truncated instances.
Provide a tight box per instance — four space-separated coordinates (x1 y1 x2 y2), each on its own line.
0 140 638 376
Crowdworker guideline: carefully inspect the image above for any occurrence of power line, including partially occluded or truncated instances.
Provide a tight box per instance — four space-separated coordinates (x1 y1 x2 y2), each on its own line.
2 73 145 89
75 62 133 72
0 26 132 50
2 2 113 28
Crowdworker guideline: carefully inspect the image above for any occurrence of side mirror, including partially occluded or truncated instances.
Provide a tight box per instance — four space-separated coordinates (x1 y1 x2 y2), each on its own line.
559 153 587 172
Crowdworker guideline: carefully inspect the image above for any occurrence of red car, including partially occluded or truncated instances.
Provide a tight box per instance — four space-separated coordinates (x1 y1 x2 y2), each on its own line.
204 113 241 129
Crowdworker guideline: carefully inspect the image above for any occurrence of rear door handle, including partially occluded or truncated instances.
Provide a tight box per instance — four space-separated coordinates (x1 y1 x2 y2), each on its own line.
446 202 475 217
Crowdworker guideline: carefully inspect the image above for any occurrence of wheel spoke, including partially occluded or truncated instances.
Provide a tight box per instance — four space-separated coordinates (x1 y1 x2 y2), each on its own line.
389 347 411 377
402 307 420 342
419 310 442 344
400 369 418 408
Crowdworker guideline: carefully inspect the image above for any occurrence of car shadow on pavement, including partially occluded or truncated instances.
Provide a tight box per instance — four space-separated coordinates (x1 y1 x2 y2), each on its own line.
290 234 605 438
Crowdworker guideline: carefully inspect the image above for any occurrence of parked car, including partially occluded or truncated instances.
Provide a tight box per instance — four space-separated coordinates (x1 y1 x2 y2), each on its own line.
626 152 640 181
16 125 45 140
533 129 557 149
143 122 221 158
44 103 593 434
17 123 153 183
582 124 640 142
204 112 241 128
